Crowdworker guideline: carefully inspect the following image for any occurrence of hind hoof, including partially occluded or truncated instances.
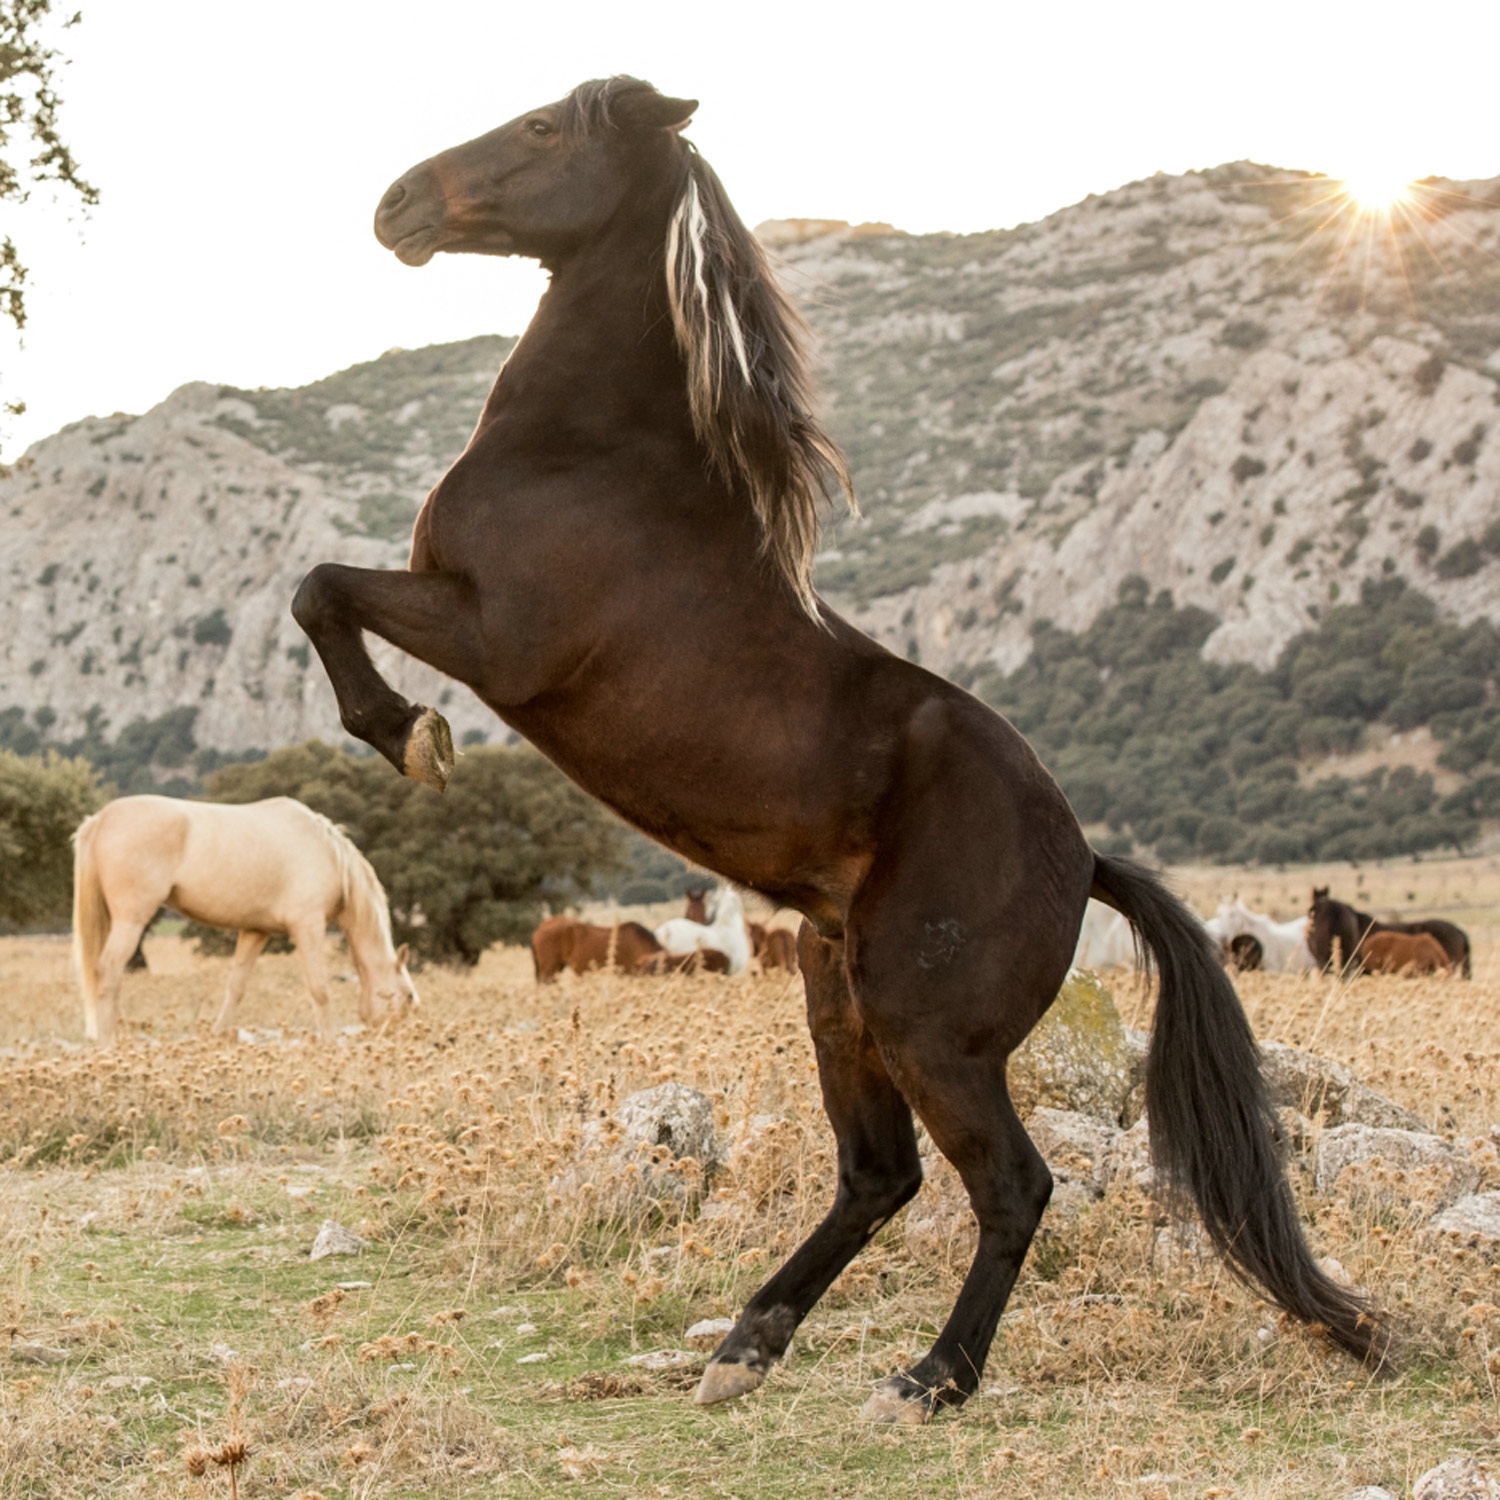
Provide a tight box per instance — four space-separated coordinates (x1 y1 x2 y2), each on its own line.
859 1379 933 1425
694 1361 764 1405
403 707 455 791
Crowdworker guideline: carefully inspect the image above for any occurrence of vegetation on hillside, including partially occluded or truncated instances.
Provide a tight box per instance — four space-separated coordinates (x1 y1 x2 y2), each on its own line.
964 577 1493 863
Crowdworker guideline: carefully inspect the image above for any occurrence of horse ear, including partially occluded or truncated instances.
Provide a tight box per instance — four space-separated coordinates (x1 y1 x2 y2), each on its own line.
396 942 409 966
615 90 698 133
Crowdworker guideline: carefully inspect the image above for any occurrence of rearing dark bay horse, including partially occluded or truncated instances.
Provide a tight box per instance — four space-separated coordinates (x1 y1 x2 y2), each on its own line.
293 76 1385 1421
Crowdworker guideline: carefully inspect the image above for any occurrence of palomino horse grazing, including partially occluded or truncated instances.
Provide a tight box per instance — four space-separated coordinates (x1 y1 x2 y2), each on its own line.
655 886 752 976
1359 929 1454 976
72 796 417 1044
530 915 664 981
291 77 1384 1419
1308 888 1471 977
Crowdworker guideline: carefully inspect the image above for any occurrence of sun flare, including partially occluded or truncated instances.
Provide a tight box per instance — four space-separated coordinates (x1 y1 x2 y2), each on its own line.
1339 169 1415 215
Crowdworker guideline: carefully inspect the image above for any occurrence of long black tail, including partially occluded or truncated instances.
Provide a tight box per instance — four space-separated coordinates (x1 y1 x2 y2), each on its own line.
1091 851 1389 1366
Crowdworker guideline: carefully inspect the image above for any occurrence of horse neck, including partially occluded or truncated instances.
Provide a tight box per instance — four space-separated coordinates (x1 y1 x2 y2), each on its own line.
340 892 396 996
476 178 693 442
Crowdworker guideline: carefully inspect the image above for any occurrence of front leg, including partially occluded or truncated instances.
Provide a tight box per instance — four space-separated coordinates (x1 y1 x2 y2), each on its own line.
292 565 483 790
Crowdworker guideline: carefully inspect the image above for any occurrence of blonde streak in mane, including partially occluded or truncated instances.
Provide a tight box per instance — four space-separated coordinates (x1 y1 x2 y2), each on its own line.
663 159 853 623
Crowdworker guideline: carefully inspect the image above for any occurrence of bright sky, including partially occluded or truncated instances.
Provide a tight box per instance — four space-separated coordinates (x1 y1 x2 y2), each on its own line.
3 0 1497 455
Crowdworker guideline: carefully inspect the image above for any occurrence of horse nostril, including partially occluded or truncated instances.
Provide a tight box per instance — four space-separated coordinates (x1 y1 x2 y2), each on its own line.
380 182 407 214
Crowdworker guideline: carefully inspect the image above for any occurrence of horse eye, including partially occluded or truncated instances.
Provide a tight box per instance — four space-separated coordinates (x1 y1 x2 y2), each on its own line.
528 118 554 138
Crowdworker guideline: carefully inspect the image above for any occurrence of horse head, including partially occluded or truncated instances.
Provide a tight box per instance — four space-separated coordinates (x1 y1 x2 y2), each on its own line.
370 941 420 1028
374 77 696 269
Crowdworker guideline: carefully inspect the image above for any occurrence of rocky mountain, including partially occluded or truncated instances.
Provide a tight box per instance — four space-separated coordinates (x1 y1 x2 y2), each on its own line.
2 162 1498 769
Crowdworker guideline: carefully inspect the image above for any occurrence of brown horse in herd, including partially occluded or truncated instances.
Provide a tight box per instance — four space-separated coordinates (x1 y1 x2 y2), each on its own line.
531 915 663 981
749 922 800 974
1359 930 1454 976
1308 888 1470 977
293 76 1384 1419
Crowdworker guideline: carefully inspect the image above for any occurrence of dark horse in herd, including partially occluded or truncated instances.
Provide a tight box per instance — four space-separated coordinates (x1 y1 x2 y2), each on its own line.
1309 888 1470 977
292 77 1385 1421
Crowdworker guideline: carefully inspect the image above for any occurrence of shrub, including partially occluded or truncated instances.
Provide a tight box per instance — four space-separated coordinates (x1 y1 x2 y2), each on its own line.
1435 539 1485 580
0 752 103 929
192 609 233 647
1412 354 1445 395
1230 454 1266 483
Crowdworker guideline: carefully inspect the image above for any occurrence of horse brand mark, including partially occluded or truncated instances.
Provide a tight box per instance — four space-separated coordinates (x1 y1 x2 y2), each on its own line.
916 918 967 970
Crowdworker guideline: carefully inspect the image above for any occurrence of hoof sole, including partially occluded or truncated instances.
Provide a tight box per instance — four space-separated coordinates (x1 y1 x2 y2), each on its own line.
403 707 455 792
694 1361 764 1405
859 1384 932 1425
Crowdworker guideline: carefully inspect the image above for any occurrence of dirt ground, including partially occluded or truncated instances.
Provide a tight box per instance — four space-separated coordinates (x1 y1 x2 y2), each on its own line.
0 857 1497 1497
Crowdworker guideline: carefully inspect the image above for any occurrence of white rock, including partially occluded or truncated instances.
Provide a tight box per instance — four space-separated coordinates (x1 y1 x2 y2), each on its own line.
1429 1193 1500 1243
1028 1106 1122 1196
515 1323 538 1335
684 1317 735 1351
1260 1042 1423 1131
1413 1456 1500 1500
624 1349 701 1371
10 1343 68 1365
207 1343 238 1365
100 1374 156 1391
516 1351 550 1365
551 1083 720 1215
1102 1116 1155 1193
1348 1488 1398 1500
336 1280 373 1291
1315 1125 1479 1210
309 1219 367 1260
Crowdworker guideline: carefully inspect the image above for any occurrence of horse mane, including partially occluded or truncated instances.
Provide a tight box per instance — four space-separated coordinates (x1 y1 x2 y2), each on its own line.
302 807 394 954
560 76 855 620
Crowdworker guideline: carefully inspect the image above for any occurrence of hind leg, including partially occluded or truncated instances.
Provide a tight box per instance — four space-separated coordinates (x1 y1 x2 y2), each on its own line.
90 916 149 1045
845 866 1081 1421
695 924 923 1404
213 931 270 1034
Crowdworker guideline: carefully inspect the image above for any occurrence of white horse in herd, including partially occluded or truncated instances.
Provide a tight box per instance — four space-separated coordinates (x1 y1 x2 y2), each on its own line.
1072 895 1313 974
72 795 419 1044
1210 898 1315 973
654 884 752 976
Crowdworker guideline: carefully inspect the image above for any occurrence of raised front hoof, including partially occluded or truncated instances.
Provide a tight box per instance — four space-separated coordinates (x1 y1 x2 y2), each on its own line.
403 707 455 792
859 1375 940 1426
694 1360 765 1406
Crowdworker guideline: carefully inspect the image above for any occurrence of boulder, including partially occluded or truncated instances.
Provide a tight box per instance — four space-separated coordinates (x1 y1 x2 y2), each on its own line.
1027 1107 1122 1196
1010 970 1134 1124
1259 1042 1424 1131
1413 1457 1500 1500
1314 1126 1479 1212
309 1220 367 1260
1120 1027 1149 1126
1429 1193 1500 1244
614 1083 722 1171
684 1317 735 1351
552 1083 720 1216
1102 1116 1155 1194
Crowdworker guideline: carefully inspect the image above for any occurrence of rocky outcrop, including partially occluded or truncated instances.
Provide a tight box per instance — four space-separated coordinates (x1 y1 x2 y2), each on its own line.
1314 1124 1479 1211
1260 1040 1425 1131
1009 969 1135 1125
7 169 1500 761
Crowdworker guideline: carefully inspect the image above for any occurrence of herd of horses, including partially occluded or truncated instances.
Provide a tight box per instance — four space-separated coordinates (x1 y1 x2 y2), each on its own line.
530 884 800 981
1080 887 1468 979
49 75 1495 1419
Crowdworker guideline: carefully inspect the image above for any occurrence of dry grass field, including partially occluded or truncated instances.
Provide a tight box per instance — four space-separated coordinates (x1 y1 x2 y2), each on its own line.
1 859 1498 1497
